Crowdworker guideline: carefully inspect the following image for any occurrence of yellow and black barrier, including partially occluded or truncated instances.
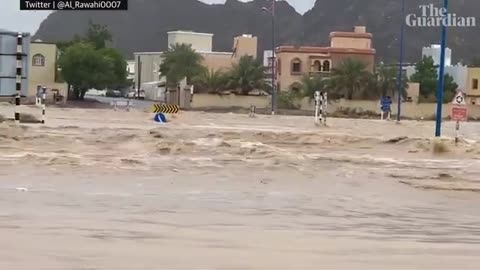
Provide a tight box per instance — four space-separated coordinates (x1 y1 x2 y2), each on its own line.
152 104 180 114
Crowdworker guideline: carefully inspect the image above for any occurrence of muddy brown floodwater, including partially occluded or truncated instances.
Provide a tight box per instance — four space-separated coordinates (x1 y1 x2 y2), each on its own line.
0 104 480 269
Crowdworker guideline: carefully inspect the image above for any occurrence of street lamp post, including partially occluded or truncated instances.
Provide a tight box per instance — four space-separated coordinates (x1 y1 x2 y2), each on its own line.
435 0 449 137
263 0 276 115
396 0 406 122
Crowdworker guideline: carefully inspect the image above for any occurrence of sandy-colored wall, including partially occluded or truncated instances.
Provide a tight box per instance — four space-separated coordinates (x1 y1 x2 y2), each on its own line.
27 82 68 98
233 36 258 59
467 67 480 98
201 53 234 72
330 52 375 72
406 82 420 103
277 51 374 90
277 52 330 91
190 94 480 119
191 94 270 108
168 32 213 52
331 37 371 50
28 43 58 96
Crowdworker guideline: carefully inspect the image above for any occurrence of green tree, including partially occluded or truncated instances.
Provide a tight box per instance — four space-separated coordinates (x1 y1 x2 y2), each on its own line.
59 43 124 100
85 20 112 50
57 21 111 54
57 35 83 55
410 56 438 98
159 43 205 86
330 58 372 100
410 56 458 102
228 55 266 95
193 68 228 94
99 47 128 89
443 74 459 103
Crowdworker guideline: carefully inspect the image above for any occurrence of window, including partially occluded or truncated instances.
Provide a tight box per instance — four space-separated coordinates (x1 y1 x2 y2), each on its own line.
473 79 479 90
32 54 45 66
291 58 302 74
277 59 281 75
313 60 322 72
323 60 331 72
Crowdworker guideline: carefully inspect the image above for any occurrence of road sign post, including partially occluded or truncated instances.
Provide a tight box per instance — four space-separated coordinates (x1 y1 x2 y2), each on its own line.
451 91 467 145
314 91 320 125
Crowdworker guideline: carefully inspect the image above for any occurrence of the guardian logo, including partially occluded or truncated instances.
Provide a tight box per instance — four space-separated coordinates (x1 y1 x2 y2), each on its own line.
406 4 476 27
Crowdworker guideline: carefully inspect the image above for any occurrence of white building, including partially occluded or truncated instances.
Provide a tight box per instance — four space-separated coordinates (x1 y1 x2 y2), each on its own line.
134 52 164 86
405 44 466 90
445 65 468 90
263 50 274 85
422 44 452 67
126 60 135 82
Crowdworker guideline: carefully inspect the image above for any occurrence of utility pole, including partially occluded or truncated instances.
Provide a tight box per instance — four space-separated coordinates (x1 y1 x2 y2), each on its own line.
137 55 142 100
263 0 276 115
396 0 406 122
435 0 449 137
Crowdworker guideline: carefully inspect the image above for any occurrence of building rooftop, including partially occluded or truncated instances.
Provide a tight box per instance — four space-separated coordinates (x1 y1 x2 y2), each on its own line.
329 31 373 39
0 29 31 36
134 52 164 55
197 51 233 55
276 46 376 55
167 31 214 37
134 50 234 56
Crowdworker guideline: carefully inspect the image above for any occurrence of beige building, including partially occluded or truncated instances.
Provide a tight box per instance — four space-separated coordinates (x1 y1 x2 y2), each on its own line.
28 41 67 98
466 67 480 105
276 26 376 92
134 32 258 86
167 31 213 52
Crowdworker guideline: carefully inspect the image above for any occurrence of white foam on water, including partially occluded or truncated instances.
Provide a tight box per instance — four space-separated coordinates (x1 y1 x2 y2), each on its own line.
192 138 224 147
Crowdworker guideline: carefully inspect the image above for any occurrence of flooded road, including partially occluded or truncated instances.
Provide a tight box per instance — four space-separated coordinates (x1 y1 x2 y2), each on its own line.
1 104 480 268
1 166 479 269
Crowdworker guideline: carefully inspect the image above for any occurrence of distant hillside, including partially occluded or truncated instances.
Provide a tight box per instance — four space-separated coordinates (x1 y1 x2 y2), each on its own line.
34 0 480 63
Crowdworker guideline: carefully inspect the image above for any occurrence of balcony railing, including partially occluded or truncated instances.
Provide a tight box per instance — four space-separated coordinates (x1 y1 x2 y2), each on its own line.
309 70 331 76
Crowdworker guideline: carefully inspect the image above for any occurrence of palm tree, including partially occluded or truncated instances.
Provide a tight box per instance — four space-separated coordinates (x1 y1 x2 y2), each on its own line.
300 74 331 100
193 68 228 94
374 63 408 99
228 55 266 95
330 58 371 100
159 43 205 86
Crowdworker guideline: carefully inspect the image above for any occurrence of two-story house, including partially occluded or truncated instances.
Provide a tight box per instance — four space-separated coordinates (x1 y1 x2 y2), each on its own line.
28 41 67 99
276 26 376 92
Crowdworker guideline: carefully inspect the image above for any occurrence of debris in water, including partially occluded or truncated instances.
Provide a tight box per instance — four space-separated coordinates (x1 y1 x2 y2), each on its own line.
432 139 450 154
385 136 408 144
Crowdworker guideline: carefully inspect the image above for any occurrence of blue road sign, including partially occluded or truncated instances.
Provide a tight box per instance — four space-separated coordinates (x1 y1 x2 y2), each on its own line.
154 113 167 123
381 97 392 112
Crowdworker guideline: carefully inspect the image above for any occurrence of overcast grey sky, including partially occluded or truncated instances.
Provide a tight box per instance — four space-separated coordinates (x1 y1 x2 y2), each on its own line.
0 0 315 34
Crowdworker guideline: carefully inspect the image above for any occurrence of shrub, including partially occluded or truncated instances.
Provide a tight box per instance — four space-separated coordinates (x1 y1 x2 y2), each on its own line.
277 91 301 110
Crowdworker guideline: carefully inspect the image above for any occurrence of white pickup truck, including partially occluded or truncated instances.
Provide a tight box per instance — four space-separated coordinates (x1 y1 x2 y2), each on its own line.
127 89 145 100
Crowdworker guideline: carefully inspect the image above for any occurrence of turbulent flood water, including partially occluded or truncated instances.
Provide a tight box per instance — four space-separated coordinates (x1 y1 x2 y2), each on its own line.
0 105 480 268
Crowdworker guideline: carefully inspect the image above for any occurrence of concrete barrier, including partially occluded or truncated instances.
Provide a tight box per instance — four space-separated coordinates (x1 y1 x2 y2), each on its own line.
111 100 133 111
